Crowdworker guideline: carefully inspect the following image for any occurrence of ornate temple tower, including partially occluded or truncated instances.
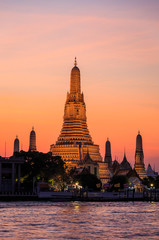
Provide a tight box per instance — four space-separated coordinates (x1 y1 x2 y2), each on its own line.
50 59 110 183
104 138 112 170
134 131 147 179
14 135 19 153
55 58 93 146
29 127 37 151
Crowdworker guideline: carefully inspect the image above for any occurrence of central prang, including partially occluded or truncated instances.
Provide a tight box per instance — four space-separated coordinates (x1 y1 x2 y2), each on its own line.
50 59 110 184
57 58 93 145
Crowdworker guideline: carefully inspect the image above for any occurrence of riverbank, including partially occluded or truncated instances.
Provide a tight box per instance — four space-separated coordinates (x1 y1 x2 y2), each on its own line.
0 190 159 201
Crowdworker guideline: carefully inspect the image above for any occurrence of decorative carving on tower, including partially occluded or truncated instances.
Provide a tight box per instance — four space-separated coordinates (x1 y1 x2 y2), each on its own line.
29 127 37 151
134 131 147 179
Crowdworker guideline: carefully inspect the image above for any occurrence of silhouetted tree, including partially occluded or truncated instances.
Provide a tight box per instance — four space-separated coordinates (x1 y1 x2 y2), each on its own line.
73 171 102 191
110 175 128 190
142 176 155 188
14 151 66 182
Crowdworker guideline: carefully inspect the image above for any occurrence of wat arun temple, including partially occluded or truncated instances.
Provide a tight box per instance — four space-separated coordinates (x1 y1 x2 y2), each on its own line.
50 59 110 184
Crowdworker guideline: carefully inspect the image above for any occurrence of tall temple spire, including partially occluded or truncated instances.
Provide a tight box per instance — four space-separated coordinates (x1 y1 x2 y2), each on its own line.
50 59 111 184
56 59 92 144
14 135 19 154
104 138 112 169
134 131 147 179
136 131 143 151
51 59 103 161
29 127 37 151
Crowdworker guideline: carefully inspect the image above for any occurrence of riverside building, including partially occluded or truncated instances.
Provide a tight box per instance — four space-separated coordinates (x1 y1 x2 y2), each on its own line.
0 156 24 193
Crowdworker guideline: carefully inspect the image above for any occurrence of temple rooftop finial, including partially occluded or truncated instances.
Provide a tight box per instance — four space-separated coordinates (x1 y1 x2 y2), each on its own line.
74 57 77 66
124 148 126 157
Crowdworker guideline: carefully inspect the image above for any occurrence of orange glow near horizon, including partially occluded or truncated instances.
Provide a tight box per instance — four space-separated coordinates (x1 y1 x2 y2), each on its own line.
0 1 159 171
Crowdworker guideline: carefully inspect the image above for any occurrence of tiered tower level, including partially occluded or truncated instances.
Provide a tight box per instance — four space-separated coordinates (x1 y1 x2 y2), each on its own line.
134 131 147 179
50 59 103 164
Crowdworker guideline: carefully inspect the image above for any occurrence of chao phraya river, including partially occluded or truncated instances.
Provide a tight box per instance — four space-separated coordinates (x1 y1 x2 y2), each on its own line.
0 201 159 239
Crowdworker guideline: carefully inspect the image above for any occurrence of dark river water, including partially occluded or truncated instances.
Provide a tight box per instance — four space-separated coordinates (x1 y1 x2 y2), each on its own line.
0 201 159 239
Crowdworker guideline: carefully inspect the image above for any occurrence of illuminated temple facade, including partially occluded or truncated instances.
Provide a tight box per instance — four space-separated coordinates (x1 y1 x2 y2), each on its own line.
50 59 110 183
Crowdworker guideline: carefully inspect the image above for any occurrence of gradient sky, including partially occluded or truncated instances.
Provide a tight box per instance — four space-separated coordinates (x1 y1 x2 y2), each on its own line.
0 0 159 170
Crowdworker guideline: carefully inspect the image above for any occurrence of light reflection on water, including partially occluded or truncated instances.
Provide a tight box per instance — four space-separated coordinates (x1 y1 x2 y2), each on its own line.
0 201 159 239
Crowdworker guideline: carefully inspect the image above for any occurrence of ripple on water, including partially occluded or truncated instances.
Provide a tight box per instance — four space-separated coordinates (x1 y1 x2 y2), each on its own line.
0 201 159 239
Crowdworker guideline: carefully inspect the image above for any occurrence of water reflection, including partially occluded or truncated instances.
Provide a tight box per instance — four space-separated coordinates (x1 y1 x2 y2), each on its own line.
0 201 159 239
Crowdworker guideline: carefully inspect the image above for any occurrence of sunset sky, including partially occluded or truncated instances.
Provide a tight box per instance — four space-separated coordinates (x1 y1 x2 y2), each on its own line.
0 1 159 170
